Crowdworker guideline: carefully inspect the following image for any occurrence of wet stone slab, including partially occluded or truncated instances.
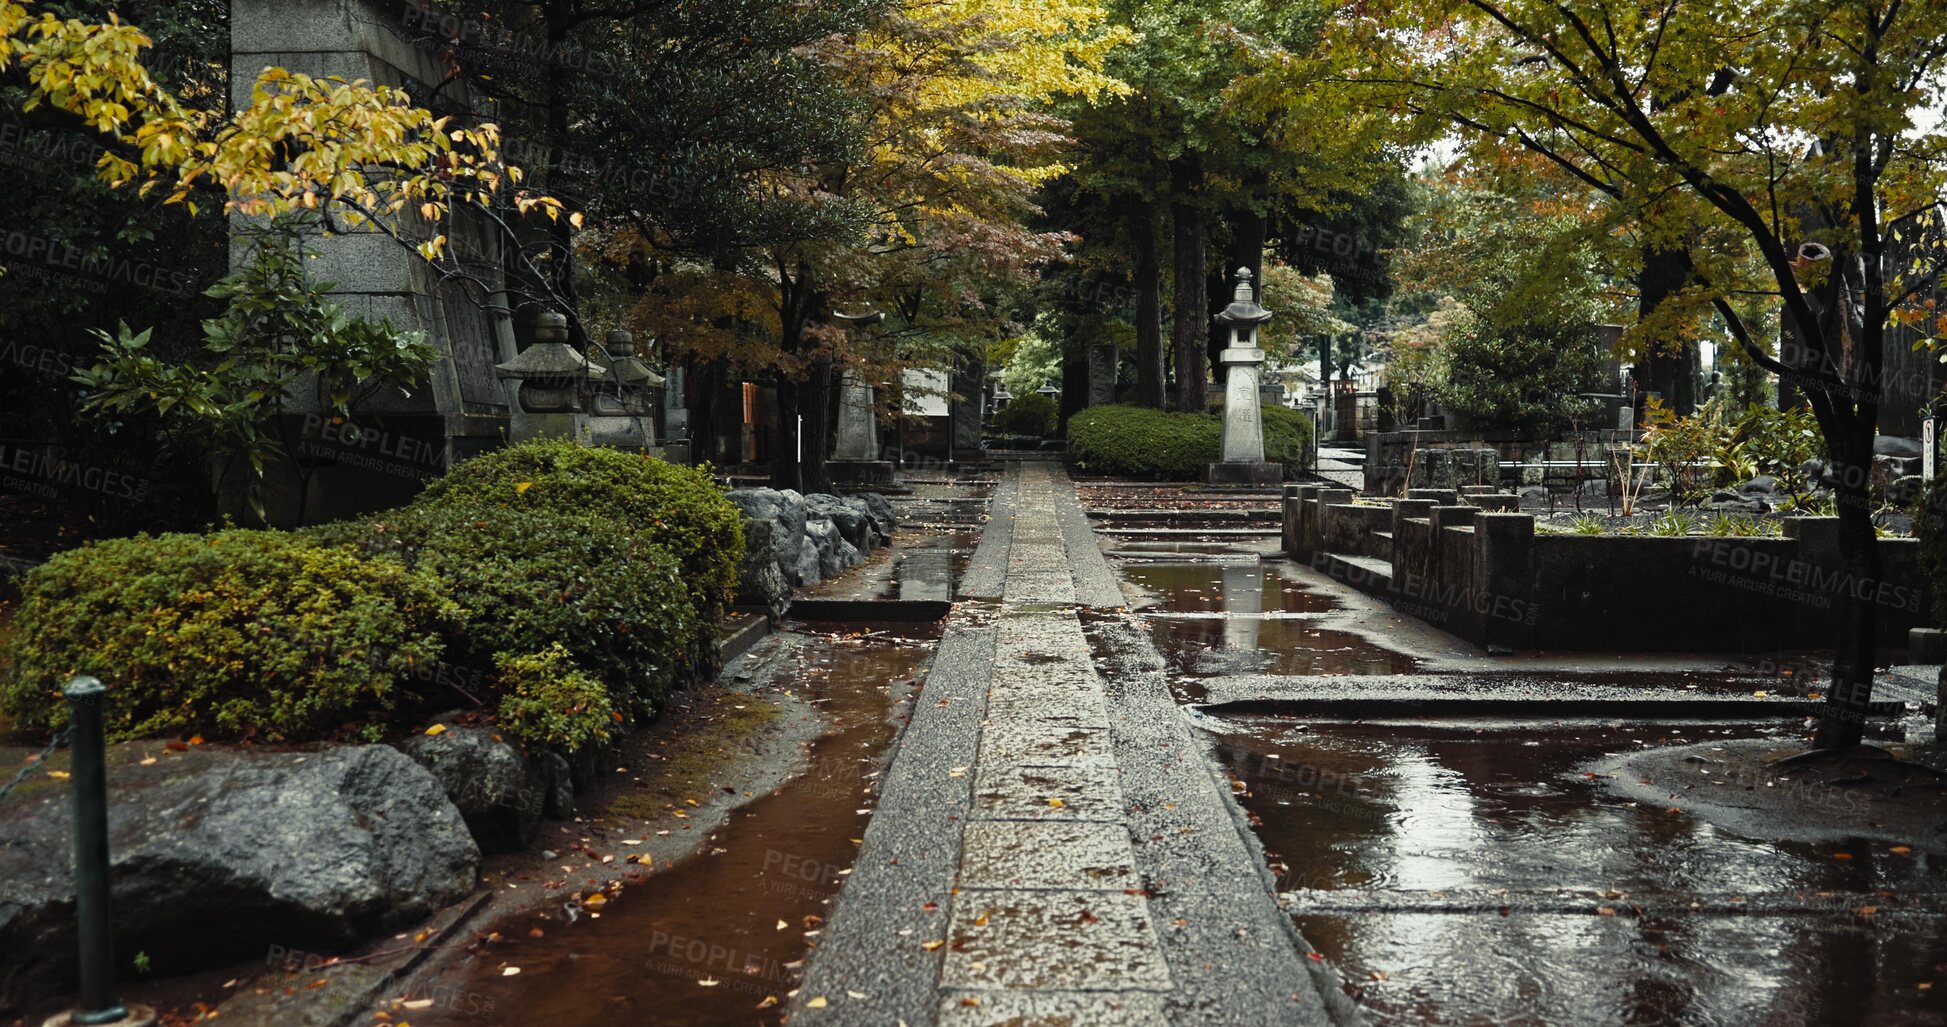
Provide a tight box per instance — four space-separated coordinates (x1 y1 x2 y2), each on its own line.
959 820 1140 890
941 890 1174 990
986 682 1113 728
938 990 1171 1027
973 763 1125 821
978 718 1117 768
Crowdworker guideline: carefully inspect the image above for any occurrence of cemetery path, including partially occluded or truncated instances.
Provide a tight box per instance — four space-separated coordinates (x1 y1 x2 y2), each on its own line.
789 461 1345 1027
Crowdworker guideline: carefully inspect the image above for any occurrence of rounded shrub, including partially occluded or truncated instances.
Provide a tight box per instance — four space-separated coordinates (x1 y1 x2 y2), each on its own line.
412 438 743 622
0 530 457 741
1263 405 1317 471
1067 403 1315 479
304 505 696 712
992 393 1058 436
1067 405 1217 479
495 644 616 752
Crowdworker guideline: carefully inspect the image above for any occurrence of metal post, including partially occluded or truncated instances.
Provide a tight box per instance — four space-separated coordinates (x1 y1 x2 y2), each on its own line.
64 677 130 1026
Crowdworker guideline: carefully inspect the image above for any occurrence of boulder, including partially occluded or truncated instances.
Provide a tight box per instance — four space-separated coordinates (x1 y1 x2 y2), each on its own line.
734 518 790 616
1736 475 1778 495
539 751 574 820
822 536 863 579
725 487 808 577
0 744 477 1010
806 493 872 552
794 536 823 586
397 723 544 854
858 492 897 539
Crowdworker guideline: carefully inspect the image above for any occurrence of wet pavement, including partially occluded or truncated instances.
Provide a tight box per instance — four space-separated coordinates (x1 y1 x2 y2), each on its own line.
1096 481 1947 1027
399 624 934 1027
794 461 1338 1026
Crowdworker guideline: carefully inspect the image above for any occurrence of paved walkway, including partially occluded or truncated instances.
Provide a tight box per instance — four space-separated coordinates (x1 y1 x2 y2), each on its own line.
792 462 1344 1026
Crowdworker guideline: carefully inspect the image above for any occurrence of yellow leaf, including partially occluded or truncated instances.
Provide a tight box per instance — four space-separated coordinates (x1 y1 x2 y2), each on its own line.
425 724 446 736
515 481 533 494
806 996 828 1009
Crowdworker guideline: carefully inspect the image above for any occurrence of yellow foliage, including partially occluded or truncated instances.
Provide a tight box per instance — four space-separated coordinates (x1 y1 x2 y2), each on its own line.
0 0 559 262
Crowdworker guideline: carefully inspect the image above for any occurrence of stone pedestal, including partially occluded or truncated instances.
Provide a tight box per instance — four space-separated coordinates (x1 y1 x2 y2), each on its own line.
830 370 893 484
833 371 880 461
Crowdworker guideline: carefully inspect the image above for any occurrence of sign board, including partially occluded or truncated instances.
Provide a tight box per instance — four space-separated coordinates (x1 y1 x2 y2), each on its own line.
903 369 951 417
1926 417 1937 481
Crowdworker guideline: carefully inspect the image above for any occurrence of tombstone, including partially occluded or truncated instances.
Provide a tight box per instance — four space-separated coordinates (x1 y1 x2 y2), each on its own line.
1206 268 1283 486
1088 343 1118 407
830 369 893 485
950 359 986 457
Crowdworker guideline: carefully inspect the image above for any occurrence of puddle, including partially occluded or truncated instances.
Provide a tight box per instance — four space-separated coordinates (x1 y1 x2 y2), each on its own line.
1213 720 1947 1025
1149 620 1419 677
403 625 932 1027
1120 563 1340 614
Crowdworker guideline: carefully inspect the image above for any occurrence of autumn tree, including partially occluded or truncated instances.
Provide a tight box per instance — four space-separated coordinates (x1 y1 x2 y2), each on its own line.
1332 0 1947 748
0 0 556 520
621 0 1129 490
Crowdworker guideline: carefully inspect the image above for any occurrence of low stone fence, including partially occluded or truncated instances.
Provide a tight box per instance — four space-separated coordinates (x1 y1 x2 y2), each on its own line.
1363 430 1633 495
1284 485 1927 652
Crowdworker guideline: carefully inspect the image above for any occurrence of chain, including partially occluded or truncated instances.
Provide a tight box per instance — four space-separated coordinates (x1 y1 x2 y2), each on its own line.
0 725 73 803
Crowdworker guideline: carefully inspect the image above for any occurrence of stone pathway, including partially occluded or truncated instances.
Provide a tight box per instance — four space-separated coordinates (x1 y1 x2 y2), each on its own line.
791 461 1342 1026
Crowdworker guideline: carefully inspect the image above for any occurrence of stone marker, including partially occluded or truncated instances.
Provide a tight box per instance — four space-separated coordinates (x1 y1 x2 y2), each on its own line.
1207 268 1284 486
1088 343 1117 407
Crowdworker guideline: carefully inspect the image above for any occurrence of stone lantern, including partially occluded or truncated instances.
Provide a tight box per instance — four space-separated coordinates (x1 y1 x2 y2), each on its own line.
1207 267 1284 486
498 311 600 441
584 328 663 450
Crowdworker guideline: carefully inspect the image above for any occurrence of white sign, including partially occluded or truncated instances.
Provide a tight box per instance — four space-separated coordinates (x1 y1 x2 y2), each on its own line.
1926 418 1937 481
903 369 951 418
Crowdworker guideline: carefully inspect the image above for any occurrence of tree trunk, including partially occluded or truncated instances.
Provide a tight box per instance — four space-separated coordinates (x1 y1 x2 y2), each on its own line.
1059 334 1088 432
772 375 802 492
1638 245 1699 415
1170 156 1208 413
1128 198 1166 410
541 6 583 342
1817 435 1879 749
802 355 835 494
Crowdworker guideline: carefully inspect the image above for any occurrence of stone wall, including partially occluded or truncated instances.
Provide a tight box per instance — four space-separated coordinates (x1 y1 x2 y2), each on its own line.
232 0 518 524
1286 485 1928 652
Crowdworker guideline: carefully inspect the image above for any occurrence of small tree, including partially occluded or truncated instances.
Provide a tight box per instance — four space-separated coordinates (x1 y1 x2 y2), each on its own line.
73 218 439 520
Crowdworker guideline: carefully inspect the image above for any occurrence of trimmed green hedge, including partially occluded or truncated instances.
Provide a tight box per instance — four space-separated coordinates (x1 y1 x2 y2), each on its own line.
304 505 695 712
0 530 457 741
992 393 1057 435
2 439 745 750
1068 404 1314 480
414 438 743 622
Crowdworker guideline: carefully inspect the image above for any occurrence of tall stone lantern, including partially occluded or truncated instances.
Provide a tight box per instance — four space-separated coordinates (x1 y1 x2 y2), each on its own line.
1207 268 1284 486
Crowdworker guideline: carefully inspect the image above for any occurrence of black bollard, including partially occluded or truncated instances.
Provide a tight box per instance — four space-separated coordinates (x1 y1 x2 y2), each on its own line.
63 677 130 1026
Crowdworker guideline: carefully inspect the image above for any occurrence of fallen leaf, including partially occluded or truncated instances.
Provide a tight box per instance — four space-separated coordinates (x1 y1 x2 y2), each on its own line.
502 967 521 977
1834 853 1854 861
1046 798 1066 809
1891 846 1913 855
806 996 828 1009
402 999 434 1010
424 724 447 736
515 481 533 493
921 940 944 951
1597 907 1617 916
698 978 720 987
756 995 778 1009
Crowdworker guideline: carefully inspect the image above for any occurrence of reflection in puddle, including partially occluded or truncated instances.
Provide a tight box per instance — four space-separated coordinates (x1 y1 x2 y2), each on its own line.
1148 620 1419 677
1215 721 1947 1025
1121 562 1340 614
404 627 931 1027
